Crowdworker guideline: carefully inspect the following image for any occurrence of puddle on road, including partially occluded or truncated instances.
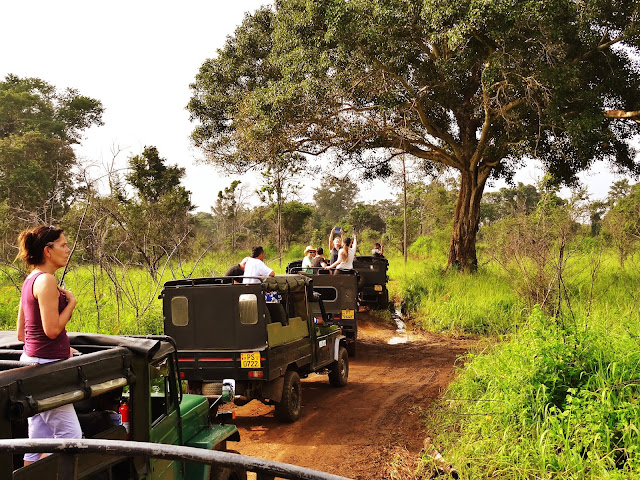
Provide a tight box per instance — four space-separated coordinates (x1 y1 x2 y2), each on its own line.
388 307 412 344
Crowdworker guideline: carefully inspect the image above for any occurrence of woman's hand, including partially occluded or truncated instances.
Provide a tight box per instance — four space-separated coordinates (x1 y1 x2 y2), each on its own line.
35 275 78 339
58 287 77 308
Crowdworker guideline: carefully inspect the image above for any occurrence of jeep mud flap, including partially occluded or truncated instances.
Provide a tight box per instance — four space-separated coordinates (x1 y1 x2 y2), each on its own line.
333 336 346 361
262 376 285 403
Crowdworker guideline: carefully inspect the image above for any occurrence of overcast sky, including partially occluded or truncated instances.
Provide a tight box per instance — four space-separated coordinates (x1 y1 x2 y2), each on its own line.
1 1 629 213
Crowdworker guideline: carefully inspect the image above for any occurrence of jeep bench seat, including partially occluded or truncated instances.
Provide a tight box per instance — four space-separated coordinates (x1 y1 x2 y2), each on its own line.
266 317 309 347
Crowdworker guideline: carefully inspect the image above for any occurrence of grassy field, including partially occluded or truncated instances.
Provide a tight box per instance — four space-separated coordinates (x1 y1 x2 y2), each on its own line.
0 246 303 334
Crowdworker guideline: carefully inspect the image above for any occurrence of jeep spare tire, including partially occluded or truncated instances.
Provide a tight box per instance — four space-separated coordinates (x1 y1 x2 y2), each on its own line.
275 370 302 422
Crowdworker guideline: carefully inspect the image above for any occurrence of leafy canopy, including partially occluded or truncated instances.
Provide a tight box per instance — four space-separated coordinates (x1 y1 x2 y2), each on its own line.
0 75 103 218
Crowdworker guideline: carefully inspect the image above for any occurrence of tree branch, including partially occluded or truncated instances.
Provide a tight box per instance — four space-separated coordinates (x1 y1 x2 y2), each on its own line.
572 34 625 65
369 57 463 157
605 109 640 123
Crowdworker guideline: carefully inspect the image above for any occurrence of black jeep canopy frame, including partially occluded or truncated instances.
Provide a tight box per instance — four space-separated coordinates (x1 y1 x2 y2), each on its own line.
0 439 353 480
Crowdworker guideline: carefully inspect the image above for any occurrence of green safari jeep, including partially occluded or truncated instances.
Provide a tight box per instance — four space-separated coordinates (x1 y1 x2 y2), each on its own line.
0 332 243 480
162 275 349 423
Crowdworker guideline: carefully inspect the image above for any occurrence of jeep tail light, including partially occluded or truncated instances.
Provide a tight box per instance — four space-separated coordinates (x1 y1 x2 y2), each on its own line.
247 370 264 378
180 371 185 379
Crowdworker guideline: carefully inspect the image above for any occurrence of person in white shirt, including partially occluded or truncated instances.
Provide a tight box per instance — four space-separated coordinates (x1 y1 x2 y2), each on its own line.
243 246 275 284
329 232 357 272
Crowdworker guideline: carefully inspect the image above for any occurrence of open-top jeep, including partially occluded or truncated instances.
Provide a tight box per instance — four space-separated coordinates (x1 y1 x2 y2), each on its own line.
352 256 390 310
162 275 349 423
285 262 358 357
0 332 243 480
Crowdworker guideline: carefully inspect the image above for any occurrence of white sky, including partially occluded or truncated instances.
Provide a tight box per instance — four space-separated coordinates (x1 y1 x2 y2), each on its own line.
0 1 632 213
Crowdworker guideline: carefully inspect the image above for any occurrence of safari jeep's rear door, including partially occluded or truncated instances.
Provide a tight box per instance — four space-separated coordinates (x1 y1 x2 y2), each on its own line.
163 282 268 351
163 281 270 385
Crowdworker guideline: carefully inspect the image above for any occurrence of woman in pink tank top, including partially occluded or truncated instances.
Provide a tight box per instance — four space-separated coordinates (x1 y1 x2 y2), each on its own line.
15 225 81 465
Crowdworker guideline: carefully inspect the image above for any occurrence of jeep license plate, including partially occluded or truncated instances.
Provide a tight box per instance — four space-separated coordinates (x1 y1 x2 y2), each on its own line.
374 284 383 292
342 309 354 319
240 352 261 368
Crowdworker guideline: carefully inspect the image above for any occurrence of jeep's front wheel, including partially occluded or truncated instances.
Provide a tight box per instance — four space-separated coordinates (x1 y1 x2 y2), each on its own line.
274 370 301 422
329 346 349 387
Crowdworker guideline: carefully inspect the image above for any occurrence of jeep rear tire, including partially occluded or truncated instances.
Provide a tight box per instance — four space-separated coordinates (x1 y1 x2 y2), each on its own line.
329 346 349 387
274 370 301 422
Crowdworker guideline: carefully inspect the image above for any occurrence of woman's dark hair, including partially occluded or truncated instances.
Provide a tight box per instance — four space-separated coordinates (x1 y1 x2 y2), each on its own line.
251 245 264 258
317 247 324 255
344 237 352 247
16 225 64 267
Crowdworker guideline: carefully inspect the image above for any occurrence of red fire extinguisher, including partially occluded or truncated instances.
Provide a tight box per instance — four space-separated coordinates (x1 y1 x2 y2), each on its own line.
119 401 130 439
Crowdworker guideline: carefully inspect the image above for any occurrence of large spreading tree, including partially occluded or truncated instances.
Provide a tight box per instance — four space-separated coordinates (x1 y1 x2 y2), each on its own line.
189 0 640 271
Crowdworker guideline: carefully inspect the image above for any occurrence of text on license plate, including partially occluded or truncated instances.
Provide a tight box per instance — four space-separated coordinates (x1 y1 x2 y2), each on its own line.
240 352 261 368
342 309 354 319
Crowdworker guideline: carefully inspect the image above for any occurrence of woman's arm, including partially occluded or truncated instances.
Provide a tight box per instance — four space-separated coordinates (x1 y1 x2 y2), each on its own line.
34 274 76 339
16 303 25 342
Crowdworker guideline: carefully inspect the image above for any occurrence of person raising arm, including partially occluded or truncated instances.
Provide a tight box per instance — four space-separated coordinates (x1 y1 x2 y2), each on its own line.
328 227 343 265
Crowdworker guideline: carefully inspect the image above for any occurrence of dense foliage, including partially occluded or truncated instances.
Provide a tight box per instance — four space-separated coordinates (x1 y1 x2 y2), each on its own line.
427 305 640 479
0 74 103 254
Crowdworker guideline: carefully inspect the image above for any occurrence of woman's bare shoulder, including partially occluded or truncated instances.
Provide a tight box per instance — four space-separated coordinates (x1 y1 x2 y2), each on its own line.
33 272 58 294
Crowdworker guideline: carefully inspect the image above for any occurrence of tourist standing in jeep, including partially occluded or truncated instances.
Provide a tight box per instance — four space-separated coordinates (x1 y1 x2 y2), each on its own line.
329 232 357 273
328 227 343 265
15 225 82 465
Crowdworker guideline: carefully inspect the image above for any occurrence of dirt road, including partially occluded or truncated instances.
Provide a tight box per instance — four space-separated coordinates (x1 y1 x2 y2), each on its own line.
230 314 475 479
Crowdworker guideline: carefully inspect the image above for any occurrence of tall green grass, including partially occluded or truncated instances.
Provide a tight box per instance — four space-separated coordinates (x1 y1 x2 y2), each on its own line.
427 307 640 478
390 242 640 478
388 248 523 335
0 246 308 334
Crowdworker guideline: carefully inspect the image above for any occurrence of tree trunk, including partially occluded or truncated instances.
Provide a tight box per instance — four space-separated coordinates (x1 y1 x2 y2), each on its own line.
402 155 408 265
447 167 487 273
277 179 283 267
